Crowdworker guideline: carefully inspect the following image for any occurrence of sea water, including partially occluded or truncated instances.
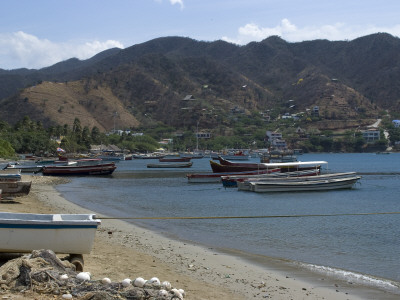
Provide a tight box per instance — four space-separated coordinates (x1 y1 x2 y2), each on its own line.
56 153 400 293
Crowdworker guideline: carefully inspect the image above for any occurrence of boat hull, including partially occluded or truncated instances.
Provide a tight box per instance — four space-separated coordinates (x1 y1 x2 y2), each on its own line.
147 162 193 168
42 163 116 176
187 168 279 183
0 181 31 196
0 212 100 254
250 176 361 192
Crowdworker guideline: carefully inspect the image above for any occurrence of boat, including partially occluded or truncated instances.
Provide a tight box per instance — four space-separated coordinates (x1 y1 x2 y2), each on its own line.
260 149 297 163
0 169 22 182
159 156 191 162
210 159 325 173
4 162 44 173
0 181 31 196
147 162 193 168
221 169 321 188
237 172 357 191
132 153 165 159
42 161 117 176
0 212 101 270
179 152 204 159
187 168 280 183
248 176 361 193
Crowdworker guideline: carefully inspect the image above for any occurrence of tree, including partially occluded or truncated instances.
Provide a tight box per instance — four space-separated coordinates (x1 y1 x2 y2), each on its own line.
0 139 15 158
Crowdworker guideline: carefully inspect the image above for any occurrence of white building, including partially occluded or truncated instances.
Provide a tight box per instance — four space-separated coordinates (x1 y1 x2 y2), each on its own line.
361 128 380 143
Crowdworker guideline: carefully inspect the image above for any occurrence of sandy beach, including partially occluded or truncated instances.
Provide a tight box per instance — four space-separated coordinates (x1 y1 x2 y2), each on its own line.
1 175 396 299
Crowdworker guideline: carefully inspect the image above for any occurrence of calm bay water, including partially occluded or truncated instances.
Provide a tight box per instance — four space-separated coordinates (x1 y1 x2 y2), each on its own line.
56 153 400 291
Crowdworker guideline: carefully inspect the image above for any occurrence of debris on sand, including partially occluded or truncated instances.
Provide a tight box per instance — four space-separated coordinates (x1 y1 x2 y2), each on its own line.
0 249 186 299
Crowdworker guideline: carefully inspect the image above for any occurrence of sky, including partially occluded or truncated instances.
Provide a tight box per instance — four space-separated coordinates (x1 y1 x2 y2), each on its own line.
1 0 400 70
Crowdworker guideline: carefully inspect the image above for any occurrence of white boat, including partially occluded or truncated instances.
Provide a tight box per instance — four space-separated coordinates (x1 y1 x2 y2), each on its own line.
0 212 101 270
222 169 321 188
236 172 356 191
249 176 361 192
4 162 44 173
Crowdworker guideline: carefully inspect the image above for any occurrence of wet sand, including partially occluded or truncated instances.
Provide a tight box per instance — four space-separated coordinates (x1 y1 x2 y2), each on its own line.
1 175 398 299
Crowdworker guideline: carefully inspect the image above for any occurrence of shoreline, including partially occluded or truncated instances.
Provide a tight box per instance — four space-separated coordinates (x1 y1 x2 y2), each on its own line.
1 175 398 299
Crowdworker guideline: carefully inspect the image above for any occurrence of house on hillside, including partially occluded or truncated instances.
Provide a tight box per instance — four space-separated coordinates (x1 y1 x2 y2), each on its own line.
311 106 320 117
271 138 287 150
266 131 282 141
361 128 380 143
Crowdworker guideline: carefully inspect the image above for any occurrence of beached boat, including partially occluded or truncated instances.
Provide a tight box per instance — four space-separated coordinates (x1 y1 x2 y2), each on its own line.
187 168 280 183
4 162 44 173
147 162 193 168
0 169 22 182
0 181 31 196
42 161 117 176
0 212 101 270
248 175 361 192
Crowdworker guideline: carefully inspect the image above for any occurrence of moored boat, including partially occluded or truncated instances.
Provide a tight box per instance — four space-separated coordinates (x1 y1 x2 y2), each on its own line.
211 159 326 173
159 156 191 162
248 176 361 192
222 169 321 188
147 162 193 168
187 168 280 183
237 172 357 191
42 161 116 176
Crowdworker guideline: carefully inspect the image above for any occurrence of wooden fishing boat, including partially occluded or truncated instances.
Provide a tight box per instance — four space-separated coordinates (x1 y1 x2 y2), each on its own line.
0 169 21 182
147 162 193 168
159 156 191 162
211 159 326 173
42 162 116 176
221 169 321 188
249 176 361 192
0 212 101 270
187 168 280 183
4 162 44 173
237 172 357 191
0 181 31 196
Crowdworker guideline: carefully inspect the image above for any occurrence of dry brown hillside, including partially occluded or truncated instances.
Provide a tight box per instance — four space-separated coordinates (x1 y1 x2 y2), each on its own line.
18 80 139 131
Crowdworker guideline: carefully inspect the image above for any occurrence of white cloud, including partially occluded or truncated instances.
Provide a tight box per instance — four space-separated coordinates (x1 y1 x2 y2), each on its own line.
222 19 400 45
0 31 124 70
169 0 184 10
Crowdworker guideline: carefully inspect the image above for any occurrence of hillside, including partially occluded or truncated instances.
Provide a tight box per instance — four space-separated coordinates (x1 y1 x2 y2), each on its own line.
0 33 399 132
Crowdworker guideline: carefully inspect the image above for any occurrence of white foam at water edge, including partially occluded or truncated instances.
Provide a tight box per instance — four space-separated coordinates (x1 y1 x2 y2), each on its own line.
296 262 400 291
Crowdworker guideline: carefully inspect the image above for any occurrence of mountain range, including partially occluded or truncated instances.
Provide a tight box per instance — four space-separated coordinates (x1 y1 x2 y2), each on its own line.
0 32 399 132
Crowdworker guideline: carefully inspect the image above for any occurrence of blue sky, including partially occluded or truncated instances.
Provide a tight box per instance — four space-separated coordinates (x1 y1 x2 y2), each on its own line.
1 0 400 69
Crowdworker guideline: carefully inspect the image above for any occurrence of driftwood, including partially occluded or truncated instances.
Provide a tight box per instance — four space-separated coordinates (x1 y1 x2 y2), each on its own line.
0 249 185 299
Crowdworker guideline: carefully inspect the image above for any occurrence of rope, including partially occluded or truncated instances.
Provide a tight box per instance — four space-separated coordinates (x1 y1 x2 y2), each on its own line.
95 211 400 220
